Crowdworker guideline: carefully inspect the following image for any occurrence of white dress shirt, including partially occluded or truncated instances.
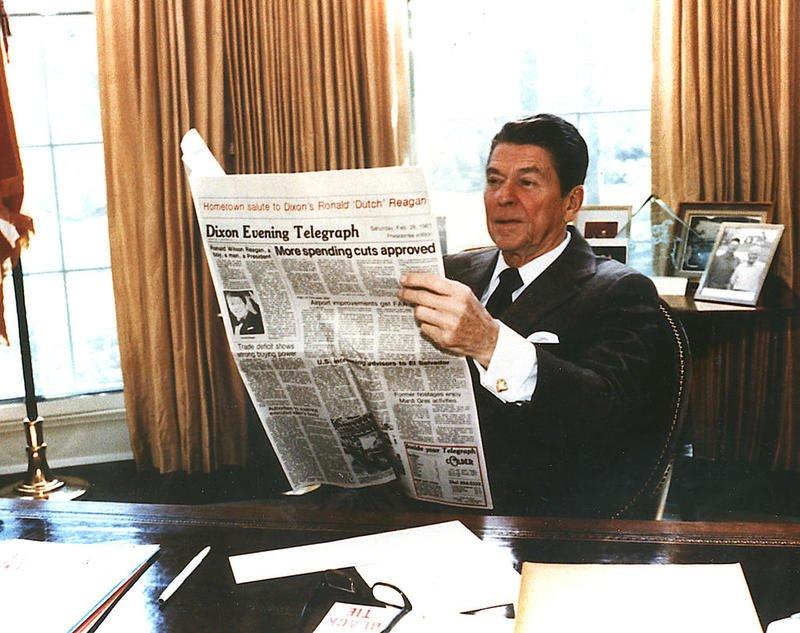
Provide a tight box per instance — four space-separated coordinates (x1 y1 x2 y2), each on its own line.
472 231 571 403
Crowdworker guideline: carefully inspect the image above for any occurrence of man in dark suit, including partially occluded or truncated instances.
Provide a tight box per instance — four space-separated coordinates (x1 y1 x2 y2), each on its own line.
398 114 670 517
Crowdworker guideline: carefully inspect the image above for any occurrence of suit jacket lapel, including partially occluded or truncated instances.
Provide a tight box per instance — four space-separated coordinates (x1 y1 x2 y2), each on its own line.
503 227 597 334
456 248 499 299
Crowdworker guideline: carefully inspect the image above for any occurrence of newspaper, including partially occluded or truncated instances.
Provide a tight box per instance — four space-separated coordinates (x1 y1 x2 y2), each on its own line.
181 130 492 509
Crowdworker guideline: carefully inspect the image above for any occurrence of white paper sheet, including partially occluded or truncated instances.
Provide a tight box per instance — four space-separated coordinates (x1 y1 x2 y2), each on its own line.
229 521 477 583
514 562 763 633
0 539 159 633
649 275 689 296
356 539 519 614
767 614 800 633
229 520 520 615
693 299 756 311
180 129 225 176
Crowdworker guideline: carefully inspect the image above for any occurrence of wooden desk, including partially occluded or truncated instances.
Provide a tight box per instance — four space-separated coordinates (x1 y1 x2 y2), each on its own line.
2 499 800 630
661 293 796 321
659 292 797 470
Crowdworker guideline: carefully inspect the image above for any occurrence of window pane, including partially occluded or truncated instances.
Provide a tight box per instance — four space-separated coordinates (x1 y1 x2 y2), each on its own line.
516 3 652 113
3 267 123 401
22 273 73 397
3 1 120 401
53 143 110 270
43 14 103 145
5 16 49 146
65 269 122 392
431 190 489 251
0 277 24 401
17 146 62 274
578 111 651 206
410 1 650 117
410 0 653 260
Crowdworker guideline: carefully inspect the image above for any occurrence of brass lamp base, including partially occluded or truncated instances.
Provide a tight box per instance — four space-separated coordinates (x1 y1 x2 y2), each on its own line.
0 416 90 500
0 476 89 500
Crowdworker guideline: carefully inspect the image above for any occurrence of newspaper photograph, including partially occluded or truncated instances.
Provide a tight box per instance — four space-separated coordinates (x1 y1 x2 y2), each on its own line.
181 130 492 509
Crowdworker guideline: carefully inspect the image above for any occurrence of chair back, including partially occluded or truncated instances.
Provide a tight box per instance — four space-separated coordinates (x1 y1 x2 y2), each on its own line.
614 299 691 520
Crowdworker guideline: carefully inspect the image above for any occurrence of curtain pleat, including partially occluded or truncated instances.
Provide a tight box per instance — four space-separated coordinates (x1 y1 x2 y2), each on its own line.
223 0 407 176
97 0 408 473
96 1 249 473
653 0 799 470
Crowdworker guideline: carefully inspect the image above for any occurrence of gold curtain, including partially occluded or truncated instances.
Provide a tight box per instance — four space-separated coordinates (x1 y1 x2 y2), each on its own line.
96 1 249 472
653 0 800 469
96 1 409 473
223 0 408 175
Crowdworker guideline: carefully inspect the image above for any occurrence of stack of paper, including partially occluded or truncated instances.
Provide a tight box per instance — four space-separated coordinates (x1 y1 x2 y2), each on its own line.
514 562 763 633
0 539 159 633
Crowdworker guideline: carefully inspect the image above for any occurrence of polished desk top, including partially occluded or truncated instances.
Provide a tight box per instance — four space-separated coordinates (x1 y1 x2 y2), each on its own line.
661 293 795 317
661 292 797 320
2 498 800 631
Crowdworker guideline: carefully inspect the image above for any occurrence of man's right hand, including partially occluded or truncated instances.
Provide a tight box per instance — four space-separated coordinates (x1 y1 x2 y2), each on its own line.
397 272 499 368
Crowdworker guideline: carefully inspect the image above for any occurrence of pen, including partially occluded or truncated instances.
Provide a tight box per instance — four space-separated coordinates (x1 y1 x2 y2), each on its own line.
158 546 211 606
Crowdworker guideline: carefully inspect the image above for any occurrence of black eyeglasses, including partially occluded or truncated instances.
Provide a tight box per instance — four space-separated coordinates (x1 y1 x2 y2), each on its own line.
297 569 412 633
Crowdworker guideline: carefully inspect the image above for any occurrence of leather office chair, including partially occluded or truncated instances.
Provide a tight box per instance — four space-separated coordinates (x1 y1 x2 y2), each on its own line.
614 299 691 520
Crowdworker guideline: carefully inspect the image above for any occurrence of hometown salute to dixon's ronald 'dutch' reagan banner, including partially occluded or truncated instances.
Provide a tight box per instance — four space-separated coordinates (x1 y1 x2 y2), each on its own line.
181 130 492 509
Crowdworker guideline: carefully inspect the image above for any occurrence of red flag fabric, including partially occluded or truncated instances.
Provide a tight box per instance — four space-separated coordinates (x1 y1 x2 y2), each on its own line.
0 26 29 345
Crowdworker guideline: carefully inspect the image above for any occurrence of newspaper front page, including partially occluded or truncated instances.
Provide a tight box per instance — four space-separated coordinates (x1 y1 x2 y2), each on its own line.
181 131 492 509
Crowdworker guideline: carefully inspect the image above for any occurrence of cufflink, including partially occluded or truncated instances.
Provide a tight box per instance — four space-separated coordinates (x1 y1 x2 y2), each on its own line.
496 378 508 393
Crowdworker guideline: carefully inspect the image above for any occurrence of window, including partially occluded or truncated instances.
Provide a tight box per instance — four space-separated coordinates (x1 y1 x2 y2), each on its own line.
0 0 122 402
409 0 654 273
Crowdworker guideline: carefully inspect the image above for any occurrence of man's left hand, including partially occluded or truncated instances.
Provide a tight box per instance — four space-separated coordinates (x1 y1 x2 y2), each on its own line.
397 272 498 367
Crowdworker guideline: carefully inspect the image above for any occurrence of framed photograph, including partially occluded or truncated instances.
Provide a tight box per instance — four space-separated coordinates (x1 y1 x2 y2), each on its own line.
575 205 632 239
694 222 784 306
675 202 771 278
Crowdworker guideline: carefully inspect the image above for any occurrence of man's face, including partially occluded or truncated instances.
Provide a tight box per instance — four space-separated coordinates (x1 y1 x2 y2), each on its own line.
483 143 583 267
726 240 740 254
227 296 248 319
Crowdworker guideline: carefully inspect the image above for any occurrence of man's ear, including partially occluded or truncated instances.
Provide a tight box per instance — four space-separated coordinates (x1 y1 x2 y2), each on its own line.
562 185 584 223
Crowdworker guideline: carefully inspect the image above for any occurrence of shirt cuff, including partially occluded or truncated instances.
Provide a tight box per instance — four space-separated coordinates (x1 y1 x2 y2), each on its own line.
472 322 538 403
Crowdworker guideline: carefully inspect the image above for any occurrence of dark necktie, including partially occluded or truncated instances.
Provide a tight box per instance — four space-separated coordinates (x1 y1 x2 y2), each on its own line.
485 267 523 317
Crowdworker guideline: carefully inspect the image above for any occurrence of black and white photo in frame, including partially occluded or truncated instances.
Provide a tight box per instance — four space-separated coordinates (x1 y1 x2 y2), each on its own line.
674 202 771 279
694 223 784 306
